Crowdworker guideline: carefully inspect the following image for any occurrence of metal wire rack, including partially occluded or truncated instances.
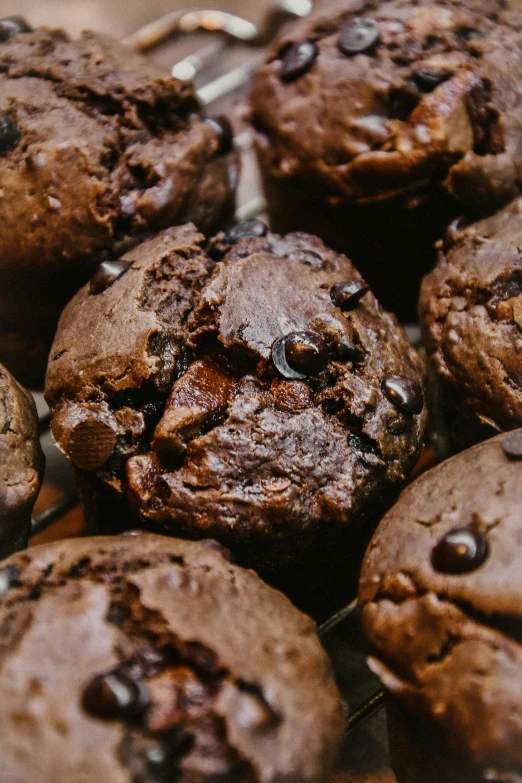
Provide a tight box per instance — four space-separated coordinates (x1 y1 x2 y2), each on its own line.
30 1 386 757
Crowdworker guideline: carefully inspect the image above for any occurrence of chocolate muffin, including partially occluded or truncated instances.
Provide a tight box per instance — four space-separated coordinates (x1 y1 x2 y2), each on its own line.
420 196 522 448
0 533 344 782
0 362 44 557
0 20 238 385
250 0 522 318
44 221 427 614
359 431 522 783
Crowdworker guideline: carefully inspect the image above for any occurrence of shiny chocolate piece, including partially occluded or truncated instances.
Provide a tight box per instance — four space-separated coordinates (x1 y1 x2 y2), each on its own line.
90 259 132 295
381 375 424 414
0 16 32 42
272 331 329 380
0 116 20 155
432 527 489 574
333 338 366 363
501 430 522 460
205 115 234 155
338 18 380 56
82 670 149 721
280 41 318 82
330 280 369 311
224 219 268 245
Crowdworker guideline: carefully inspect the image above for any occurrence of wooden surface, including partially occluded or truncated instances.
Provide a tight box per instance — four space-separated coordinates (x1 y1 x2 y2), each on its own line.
11 0 400 779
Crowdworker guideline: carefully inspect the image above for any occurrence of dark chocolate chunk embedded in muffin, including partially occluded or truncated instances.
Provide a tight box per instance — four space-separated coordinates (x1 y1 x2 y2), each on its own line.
420 196 522 447
359 432 522 783
0 26 239 385
0 534 344 782
45 223 427 614
251 0 522 318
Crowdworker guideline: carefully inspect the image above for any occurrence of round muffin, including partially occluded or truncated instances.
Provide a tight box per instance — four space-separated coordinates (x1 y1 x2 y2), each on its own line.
250 0 522 318
0 533 344 782
44 221 427 614
0 362 44 557
359 431 522 783
420 196 522 448
0 20 238 385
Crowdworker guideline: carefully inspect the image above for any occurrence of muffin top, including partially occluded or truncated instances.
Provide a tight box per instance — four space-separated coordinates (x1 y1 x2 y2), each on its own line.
420 196 522 434
45 222 426 542
0 362 43 554
0 533 344 782
360 431 522 779
251 0 522 215
0 23 237 279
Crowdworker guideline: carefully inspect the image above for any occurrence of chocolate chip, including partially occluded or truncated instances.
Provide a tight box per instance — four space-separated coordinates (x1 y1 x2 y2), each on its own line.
338 18 380 56
288 249 324 267
0 565 19 597
381 375 424 414
443 216 469 252
67 418 117 470
432 527 488 574
412 69 450 92
280 41 318 82
0 115 21 155
0 16 32 42
224 219 268 245
272 331 329 380
90 259 132 295
205 115 233 154
501 430 522 460
82 670 149 721
330 280 369 311
333 339 366 363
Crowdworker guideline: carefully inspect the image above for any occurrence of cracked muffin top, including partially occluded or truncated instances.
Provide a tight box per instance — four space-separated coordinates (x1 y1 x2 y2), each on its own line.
44 221 427 543
251 0 522 216
0 533 344 782
0 22 238 382
420 196 522 436
359 431 522 781
0 362 44 557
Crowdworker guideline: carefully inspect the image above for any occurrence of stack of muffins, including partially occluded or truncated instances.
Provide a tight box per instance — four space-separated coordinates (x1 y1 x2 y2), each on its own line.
0 1 521 779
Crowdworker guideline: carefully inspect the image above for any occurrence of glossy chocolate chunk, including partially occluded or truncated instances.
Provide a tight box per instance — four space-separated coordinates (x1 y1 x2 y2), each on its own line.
338 18 380 56
0 116 20 155
330 280 369 311
272 331 329 379
0 16 32 42
271 337 305 380
432 527 489 574
381 375 424 414
413 69 450 91
90 259 132 295
501 430 522 460
333 339 366 363
205 115 234 155
280 41 318 82
224 219 268 245
67 417 117 470
82 670 149 721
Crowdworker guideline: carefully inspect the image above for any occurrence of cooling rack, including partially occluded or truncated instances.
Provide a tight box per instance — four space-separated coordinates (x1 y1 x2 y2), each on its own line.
28 4 393 778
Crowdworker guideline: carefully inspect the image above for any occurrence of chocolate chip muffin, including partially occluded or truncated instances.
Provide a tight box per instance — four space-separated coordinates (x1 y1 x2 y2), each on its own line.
44 221 427 614
250 0 522 318
420 196 522 448
359 431 522 783
0 20 238 385
0 362 44 557
0 533 344 782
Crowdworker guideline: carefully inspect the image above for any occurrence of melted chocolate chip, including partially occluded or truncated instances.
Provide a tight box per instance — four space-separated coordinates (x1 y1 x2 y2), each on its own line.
338 18 380 56
412 69 450 92
274 331 329 379
82 670 149 721
432 528 489 574
280 41 318 82
0 115 21 155
205 115 233 154
330 280 369 311
0 565 19 597
333 339 366 363
501 430 522 460
443 216 469 252
224 219 268 245
0 16 32 42
381 375 424 414
90 259 132 295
